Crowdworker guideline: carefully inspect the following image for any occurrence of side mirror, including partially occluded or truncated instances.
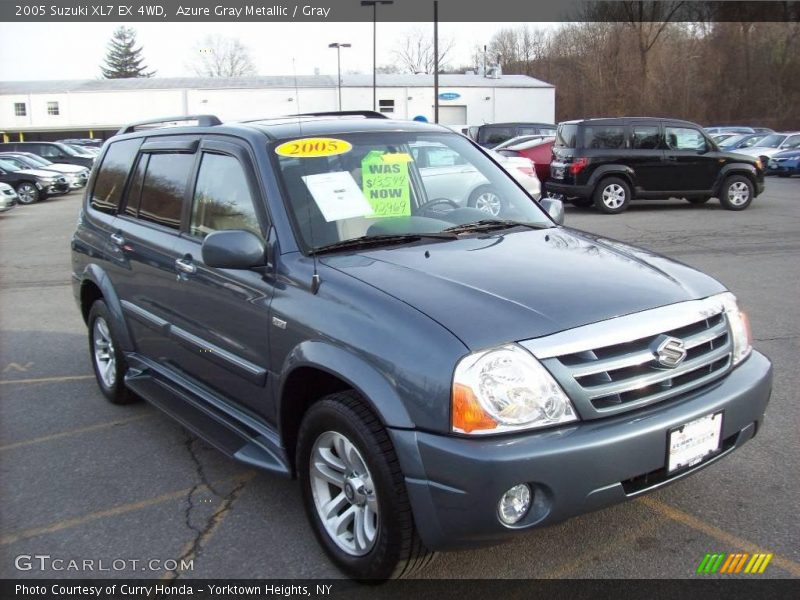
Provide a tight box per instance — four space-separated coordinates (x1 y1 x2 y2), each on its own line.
201 230 266 269
540 197 565 225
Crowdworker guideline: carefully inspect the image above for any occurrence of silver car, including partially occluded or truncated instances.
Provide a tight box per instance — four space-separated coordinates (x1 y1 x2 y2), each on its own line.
0 182 18 212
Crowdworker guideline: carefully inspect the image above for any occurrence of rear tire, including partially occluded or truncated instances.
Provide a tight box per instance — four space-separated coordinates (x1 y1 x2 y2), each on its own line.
718 175 754 211
593 177 631 214
297 391 434 580
87 300 136 405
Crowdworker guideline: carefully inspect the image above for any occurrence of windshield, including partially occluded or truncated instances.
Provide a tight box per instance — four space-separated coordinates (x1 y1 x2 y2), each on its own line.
23 154 51 166
0 157 31 170
718 134 747 148
754 134 786 148
55 143 84 156
271 132 551 253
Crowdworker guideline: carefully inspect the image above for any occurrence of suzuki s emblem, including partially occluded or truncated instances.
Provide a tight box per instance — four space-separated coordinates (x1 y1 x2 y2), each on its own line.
652 335 687 368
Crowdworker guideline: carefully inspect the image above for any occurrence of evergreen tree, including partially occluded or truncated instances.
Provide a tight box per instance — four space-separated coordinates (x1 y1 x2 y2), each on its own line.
100 27 154 79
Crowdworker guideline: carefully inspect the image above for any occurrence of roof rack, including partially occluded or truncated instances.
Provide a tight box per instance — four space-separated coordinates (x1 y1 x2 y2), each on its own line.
242 110 388 124
117 115 222 136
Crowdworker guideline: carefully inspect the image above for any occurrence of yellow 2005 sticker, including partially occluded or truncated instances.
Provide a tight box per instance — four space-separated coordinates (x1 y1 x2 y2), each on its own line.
275 137 352 158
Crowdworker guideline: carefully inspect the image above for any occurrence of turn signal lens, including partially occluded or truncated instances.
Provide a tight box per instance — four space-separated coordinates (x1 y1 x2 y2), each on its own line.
452 383 498 433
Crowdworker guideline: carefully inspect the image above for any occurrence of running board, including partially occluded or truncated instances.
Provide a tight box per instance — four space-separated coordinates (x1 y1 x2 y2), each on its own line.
124 359 291 477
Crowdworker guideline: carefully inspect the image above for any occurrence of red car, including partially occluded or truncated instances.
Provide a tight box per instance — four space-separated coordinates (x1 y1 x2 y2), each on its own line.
494 136 556 183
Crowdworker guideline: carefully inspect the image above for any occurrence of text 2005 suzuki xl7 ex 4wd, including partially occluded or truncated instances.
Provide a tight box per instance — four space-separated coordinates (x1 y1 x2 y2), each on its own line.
72 113 772 579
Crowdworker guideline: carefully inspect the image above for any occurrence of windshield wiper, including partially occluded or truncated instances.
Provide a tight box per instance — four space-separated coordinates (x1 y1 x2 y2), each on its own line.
312 232 457 255
442 219 547 235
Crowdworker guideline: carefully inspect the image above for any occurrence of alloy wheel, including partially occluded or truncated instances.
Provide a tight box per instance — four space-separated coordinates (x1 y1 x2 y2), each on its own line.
309 430 379 556
17 183 37 204
602 184 626 209
474 191 502 216
727 181 750 206
92 317 116 388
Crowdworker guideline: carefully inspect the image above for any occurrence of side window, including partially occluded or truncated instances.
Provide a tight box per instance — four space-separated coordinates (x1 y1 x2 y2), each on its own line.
583 126 626 149
425 146 466 167
482 127 515 146
632 126 661 150
665 127 707 151
123 154 148 218
189 153 260 239
90 138 142 215
37 144 60 158
138 152 194 230
783 135 800 149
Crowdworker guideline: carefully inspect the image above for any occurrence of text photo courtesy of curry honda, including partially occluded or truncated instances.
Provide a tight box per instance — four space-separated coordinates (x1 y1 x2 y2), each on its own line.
0 0 798 594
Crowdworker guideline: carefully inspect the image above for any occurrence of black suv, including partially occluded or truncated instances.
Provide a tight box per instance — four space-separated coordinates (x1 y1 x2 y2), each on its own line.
72 113 771 579
0 141 95 168
546 118 765 214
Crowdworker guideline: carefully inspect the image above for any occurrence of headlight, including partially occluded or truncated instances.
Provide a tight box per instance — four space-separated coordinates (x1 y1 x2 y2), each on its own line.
452 344 578 434
717 292 752 366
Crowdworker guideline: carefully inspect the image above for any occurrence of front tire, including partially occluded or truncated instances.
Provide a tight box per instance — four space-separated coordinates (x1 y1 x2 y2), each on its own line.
593 177 631 214
16 182 40 205
297 391 433 580
719 175 754 210
88 300 136 404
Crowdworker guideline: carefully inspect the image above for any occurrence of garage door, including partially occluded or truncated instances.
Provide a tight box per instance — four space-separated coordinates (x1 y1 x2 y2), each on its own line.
435 105 467 126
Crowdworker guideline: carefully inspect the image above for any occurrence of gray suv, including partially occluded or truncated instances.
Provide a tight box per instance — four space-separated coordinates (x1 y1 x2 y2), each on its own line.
71 113 772 579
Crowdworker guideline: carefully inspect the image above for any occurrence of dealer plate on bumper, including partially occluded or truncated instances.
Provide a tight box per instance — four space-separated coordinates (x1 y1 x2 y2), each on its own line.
668 412 723 473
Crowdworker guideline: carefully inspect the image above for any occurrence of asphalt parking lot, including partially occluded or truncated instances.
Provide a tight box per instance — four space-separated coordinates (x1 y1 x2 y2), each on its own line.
1 180 798 580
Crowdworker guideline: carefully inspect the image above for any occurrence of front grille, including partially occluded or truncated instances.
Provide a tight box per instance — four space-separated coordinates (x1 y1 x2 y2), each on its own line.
552 313 731 414
522 297 735 419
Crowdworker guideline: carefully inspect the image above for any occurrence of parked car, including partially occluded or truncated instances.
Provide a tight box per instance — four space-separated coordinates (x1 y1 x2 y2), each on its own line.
767 149 800 177
72 112 772 579
471 122 557 148
734 132 800 161
0 182 18 212
0 152 90 189
704 126 755 135
546 117 765 213
751 127 775 134
494 135 556 182
717 133 768 151
64 143 101 157
0 158 69 204
711 133 737 143
410 141 539 216
0 142 95 168
58 138 105 148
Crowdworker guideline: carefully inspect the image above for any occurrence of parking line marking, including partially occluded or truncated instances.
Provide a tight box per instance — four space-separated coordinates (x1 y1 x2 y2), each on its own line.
0 471 255 546
639 496 800 576
0 375 94 386
0 413 155 452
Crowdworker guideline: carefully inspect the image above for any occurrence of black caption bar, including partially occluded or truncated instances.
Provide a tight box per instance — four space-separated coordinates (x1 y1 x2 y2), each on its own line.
2 579 797 600
1 1 798 22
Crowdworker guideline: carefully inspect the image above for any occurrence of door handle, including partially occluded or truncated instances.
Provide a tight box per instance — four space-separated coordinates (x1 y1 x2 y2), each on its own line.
110 233 125 246
175 257 196 275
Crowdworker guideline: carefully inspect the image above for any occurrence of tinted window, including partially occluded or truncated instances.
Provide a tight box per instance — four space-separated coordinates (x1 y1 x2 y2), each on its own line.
190 153 260 238
583 125 626 149
479 127 516 145
665 127 707 151
37 144 62 158
123 154 148 218
90 138 142 215
555 124 577 148
632 126 660 149
138 153 194 230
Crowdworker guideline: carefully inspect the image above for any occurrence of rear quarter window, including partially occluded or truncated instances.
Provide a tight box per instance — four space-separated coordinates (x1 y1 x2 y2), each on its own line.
555 124 578 148
90 138 142 215
583 125 626 149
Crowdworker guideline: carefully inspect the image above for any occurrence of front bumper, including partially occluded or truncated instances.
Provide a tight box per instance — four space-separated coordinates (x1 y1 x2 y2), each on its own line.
392 351 772 551
42 182 70 195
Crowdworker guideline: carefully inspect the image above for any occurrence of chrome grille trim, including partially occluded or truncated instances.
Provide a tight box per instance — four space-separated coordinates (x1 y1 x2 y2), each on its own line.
520 297 734 419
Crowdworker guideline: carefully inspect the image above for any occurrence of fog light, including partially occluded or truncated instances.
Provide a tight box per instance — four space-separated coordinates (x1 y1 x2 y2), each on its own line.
498 484 531 525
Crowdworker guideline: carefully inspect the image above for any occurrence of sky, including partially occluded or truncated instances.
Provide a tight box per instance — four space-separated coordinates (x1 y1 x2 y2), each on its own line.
0 22 552 81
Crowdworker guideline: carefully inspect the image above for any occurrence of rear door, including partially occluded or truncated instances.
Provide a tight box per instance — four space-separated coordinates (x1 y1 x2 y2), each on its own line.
168 137 276 420
628 122 668 193
663 125 718 192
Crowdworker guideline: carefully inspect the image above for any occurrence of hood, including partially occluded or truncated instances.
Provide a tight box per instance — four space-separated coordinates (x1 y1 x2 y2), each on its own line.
733 147 781 158
321 228 725 349
16 168 63 179
773 150 800 159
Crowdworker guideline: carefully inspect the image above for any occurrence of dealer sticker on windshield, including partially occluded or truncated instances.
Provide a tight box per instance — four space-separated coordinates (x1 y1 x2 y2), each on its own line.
275 137 352 158
668 412 723 473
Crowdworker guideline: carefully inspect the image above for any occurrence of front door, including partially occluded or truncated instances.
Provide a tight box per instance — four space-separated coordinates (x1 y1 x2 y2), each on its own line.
168 138 276 422
627 122 668 193
663 126 719 193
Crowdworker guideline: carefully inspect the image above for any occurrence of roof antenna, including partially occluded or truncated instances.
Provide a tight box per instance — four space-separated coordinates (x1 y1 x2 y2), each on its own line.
293 57 321 294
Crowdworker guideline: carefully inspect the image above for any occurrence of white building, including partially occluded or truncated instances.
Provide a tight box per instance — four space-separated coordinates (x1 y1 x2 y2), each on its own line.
0 74 554 141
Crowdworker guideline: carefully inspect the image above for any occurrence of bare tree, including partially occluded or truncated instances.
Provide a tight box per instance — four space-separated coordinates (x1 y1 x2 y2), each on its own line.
192 35 257 78
393 27 454 74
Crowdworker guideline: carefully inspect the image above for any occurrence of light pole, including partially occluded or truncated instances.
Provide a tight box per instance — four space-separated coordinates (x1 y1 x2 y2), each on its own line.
361 0 394 111
328 42 351 111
